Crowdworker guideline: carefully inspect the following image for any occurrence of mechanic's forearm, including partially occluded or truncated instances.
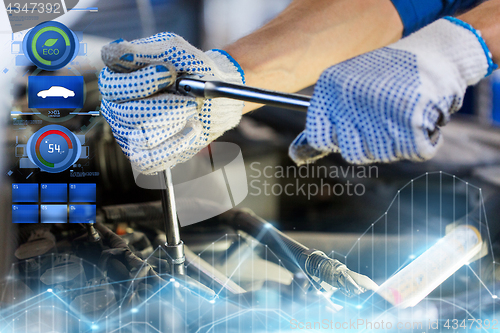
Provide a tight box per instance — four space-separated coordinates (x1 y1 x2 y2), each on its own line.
459 0 500 65
224 0 403 113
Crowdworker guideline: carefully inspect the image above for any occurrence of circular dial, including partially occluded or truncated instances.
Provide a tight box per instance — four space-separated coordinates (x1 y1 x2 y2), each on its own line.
23 21 79 71
27 125 82 173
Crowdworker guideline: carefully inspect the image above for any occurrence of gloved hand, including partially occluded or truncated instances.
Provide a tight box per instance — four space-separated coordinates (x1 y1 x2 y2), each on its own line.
99 32 245 174
289 17 497 165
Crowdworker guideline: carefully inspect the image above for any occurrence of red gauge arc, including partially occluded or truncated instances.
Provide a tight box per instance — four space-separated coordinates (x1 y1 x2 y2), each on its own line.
35 129 73 168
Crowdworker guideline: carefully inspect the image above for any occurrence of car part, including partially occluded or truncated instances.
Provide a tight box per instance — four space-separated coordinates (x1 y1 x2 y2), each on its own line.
220 208 377 296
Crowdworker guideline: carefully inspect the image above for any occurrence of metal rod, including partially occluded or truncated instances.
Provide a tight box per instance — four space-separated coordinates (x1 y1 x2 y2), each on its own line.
177 78 311 112
160 168 185 275
160 169 180 245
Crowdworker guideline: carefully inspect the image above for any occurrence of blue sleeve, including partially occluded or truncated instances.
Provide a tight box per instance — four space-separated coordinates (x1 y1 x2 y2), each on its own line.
391 0 483 36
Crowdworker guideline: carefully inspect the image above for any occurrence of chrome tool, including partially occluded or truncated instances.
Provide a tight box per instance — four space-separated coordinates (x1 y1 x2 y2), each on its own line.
175 75 311 112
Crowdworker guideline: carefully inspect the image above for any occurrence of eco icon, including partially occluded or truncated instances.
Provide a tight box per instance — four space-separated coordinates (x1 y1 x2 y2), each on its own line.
22 21 79 71
43 38 58 47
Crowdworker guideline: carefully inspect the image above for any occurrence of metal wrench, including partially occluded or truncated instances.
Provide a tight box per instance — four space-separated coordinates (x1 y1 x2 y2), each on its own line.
159 75 312 275
175 75 311 112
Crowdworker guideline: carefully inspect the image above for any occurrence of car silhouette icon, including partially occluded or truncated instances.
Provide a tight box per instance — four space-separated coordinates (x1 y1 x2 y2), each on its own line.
37 86 75 99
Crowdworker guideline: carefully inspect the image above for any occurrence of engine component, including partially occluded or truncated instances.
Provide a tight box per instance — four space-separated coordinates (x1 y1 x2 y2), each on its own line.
14 226 56 260
69 277 117 320
185 243 246 296
221 209 377 296
40 254 87 289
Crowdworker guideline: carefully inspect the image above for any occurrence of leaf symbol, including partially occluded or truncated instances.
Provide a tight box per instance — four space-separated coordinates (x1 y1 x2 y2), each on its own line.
43 39 58 47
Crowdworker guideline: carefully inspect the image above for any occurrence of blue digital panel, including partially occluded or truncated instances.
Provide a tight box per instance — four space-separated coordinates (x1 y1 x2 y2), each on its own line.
28 76 84 109
41 183 67 202
41 205 67 223
12 205 38 223
69 205 96 223
27 125 82 174
12 184 38 202
69 183 96 202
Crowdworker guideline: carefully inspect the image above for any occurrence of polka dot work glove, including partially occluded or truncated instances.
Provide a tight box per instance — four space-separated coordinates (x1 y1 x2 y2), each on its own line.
289 18 497 165
99 32 245 174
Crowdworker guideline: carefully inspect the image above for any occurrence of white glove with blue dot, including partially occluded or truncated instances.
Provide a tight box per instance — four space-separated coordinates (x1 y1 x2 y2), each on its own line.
99 32 245 174
289 17 497 165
